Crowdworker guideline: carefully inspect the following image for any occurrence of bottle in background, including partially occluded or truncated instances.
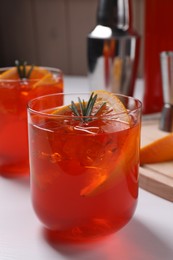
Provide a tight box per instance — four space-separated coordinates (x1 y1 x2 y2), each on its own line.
143 0 173 114
87 0 140 96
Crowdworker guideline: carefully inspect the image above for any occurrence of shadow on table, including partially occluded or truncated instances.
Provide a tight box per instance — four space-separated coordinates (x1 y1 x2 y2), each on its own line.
42 218 173 260
0 175 30 194
1 174 30 184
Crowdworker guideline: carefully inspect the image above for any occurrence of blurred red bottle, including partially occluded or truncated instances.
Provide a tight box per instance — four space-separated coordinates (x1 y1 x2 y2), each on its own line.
143 0 173 114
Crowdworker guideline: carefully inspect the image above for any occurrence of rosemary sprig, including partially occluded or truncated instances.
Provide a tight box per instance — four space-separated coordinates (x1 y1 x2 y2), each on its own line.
15 60 34 79
69 92 106 122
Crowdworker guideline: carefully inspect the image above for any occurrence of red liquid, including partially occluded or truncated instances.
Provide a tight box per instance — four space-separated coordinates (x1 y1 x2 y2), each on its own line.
0 75 63 176
28 113 140 241
143 0 173 114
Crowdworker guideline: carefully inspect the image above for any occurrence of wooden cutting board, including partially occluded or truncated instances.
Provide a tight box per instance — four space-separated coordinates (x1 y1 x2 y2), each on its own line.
139 118 173 202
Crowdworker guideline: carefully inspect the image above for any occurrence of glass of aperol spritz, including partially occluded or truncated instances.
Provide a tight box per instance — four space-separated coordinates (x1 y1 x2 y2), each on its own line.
0 62 63 176
27 91 142 241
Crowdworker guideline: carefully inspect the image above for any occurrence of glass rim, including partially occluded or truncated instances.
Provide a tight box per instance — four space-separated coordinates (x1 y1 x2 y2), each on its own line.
27 92 142 119
0 66 63 82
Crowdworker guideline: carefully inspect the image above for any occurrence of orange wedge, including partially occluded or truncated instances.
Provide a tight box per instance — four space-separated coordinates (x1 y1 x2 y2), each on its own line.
0 67 18 79
49 90 132 197
140 133 173 164
80 124 139 197
33 73 55 88
52 90 129 121
0 66 50 80
29 66 50 79
78 90 131 197
93 90 130 122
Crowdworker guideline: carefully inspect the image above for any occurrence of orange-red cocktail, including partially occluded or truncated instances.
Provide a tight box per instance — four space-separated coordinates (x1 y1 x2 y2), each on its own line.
27 91 141 241
0 65 63 176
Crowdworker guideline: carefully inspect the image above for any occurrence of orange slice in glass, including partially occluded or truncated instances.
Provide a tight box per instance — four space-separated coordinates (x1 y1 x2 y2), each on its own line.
50 90 132 196
140 133 173 164
0 66 50 80
78 90 131 197
33 73 56 88
52 90 129 120
28 66 50 79
80 125 138 197
0 67 18 79
92 90 130 123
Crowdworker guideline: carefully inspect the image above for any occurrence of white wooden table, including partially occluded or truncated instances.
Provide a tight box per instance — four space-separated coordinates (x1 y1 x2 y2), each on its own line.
0 76 172 260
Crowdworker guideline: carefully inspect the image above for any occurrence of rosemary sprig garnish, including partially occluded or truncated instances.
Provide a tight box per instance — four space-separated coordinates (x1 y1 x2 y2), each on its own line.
15 60 34 79
69 92 106 122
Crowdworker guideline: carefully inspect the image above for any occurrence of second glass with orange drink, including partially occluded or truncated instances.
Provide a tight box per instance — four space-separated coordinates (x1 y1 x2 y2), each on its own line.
0 61 63 176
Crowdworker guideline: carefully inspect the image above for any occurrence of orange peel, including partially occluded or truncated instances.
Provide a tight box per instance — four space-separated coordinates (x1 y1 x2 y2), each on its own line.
50 90 132 197
0 67 18 80
93 90 130 123
140 133 173 164
79 90 131 196
0 66 50 80
33 73 55 88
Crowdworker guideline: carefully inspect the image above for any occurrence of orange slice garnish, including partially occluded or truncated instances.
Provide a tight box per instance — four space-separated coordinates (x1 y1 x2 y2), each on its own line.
140 133 173 164
52 90 129 121
78 90 131 197
80 123 139 197
93 90 130 123
29 66 50 79
33 73 55 88
0 67 18 79
0 66 50 80
48 90 133 196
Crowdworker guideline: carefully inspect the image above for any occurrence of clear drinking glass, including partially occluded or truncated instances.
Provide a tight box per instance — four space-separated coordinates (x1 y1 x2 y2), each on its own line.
0 66 63 176
27 92 142 241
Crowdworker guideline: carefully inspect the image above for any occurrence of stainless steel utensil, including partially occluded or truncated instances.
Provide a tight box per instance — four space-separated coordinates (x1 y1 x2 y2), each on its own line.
159 51 173 132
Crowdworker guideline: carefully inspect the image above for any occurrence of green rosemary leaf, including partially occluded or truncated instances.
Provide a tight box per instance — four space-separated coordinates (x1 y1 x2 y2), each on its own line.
94 102 106 116
70 101 80 116
86 92 94 112
78 97 84 116
23 61 27 78
15 60 21 78
82 99 87 115
15 60 34 79
85 94 97 116
69 92 106 122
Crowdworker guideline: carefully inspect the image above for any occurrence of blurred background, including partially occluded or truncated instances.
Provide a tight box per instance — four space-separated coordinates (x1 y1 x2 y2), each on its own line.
0 0 144 77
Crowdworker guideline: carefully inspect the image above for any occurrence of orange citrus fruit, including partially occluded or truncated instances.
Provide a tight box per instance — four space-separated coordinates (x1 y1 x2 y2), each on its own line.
29 66 50 79
50 90 132 197
52 90 130 121
140 133 173 164
0 66 50 80
79 91 137 197
0 67 18 79
33 73 56 88
80 124 138 197
92 90 130 122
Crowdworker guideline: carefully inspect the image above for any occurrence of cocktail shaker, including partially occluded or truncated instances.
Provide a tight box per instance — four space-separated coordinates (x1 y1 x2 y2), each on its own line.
87 0 140 96
159 51 173 132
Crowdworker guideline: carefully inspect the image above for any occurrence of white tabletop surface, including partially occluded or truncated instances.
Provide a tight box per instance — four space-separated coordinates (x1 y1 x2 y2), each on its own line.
0 76 173 260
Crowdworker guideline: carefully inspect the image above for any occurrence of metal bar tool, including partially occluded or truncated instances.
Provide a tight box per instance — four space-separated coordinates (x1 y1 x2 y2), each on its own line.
159 51 173 132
